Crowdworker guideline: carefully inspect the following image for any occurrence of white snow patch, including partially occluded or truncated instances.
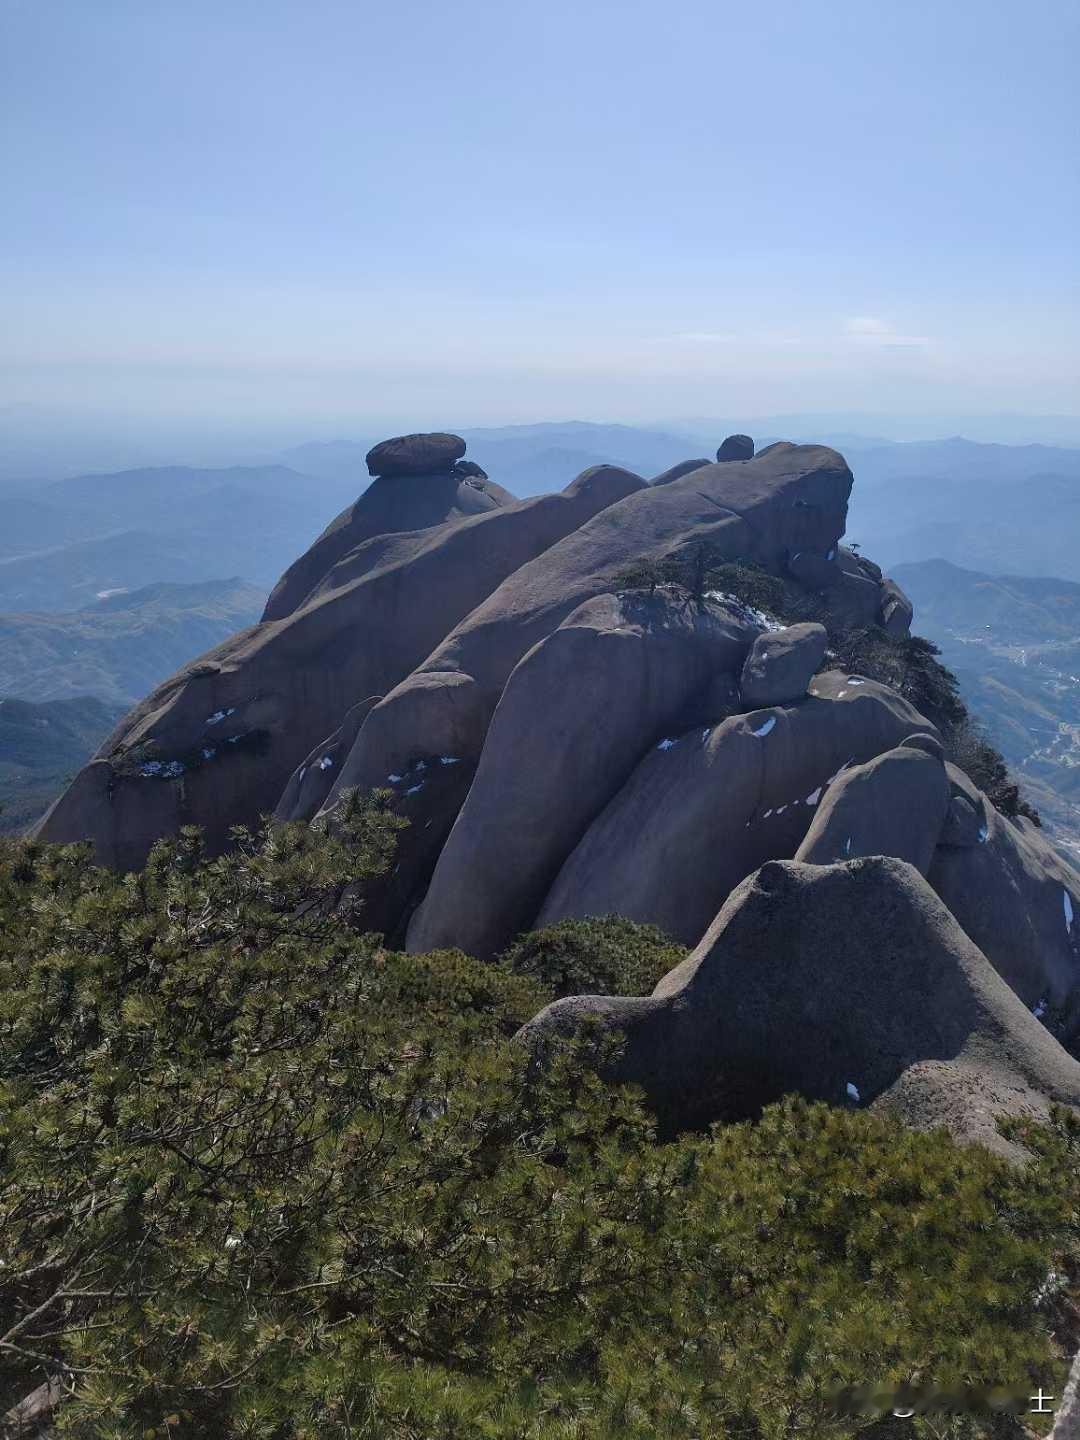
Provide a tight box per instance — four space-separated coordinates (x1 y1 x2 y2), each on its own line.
762 809 773 819
206 707 236 726
701 728 711 743
656 738 677 751
415 760 427 772
297 765 307 785
977 825 989 844
847 677 866 686
1065 890 1075 933
388 773 403 783
837 690 848 698
776 805 787 814
202 747 216 761
751 716 776 738
406 782 425 796
439 756 460 765
827 548 837 561
805 788 821 805
704 590 784 632
846 1081 861 1103
140 761 163 776
1033 998 1048 1020
843 836 852 855
318 755 334 771
224 1234 241 1251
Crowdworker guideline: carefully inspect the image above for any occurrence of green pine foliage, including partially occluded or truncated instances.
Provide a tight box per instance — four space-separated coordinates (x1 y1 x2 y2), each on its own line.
0 809 1077 1438
499 915 687 999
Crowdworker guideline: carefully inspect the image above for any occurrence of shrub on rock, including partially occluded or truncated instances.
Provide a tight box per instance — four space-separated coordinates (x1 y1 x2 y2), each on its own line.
498 914 687 999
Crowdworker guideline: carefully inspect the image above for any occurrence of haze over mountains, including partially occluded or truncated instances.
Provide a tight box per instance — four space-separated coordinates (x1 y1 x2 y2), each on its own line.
2 420 1080 847
893 559 1080 853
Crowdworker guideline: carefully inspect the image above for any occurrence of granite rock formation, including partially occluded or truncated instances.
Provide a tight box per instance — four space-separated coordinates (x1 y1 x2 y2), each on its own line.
34 426 1080 1136
518 857 1080 1157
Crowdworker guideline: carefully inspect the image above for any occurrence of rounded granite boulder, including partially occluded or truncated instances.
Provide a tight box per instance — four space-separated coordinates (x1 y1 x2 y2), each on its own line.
366 432 467 478
716 433 755 462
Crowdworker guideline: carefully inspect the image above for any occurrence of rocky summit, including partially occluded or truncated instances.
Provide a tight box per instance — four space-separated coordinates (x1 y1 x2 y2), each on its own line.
35 429 1080 1148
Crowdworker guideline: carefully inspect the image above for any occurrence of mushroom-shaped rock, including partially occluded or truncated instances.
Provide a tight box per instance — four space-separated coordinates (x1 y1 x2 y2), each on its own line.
35 469 642 870
739 622 827 707
794 742 950 875
405 590 758 960
716 433 754 462
517 856 1080 1156
537 670 938 946
365 432 466 478
649 458 712 486
928 800 1080 1045
879 577 915 637
327 445 853 804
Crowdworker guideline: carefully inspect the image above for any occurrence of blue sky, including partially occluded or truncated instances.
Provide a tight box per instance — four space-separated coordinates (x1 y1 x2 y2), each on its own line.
2 0 1077 428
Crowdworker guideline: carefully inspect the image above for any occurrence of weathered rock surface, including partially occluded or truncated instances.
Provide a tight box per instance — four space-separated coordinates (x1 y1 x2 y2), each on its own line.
929 800 1080 1045
274 695 381 824
537 671 938 946
324 445 855 807
787 548 841 589
518 856 1080 1156
878 576 915 637
794 741 951 875
34 466 641 870
406 590 758 959
263 465 512 622
649 458 712 486
716 433 754 461
739 622 827 706
366 431 466 478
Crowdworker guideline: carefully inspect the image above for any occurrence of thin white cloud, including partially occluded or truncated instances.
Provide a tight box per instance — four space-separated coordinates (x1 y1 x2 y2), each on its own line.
652 331 740 345
844 315 930 348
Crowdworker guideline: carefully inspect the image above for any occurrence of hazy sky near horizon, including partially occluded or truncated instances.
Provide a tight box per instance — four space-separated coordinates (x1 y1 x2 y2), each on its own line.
2 0 1078 429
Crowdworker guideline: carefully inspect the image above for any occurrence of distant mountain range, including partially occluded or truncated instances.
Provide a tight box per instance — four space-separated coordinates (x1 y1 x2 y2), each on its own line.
893 558 1080 853
0 695 126 834
846 438 1080 580
4 430 1080 609
0 577 264 705
0 465 354 611
280 422 700 497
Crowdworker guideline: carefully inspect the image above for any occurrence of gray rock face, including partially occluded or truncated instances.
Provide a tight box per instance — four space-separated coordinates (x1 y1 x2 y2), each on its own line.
325 445 854 808
739 622 827 706
937 762 988 846
537 671 938 946
274 695 381 824
716 434 754 462
649 458 712 486
787 549 841 589
517 856 1080 1156
365 432 466 478
34 468 641 870
794 742 950 875
929 802 1080 1045
879 576 914 637
263 464 512 623
405 590 758 960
